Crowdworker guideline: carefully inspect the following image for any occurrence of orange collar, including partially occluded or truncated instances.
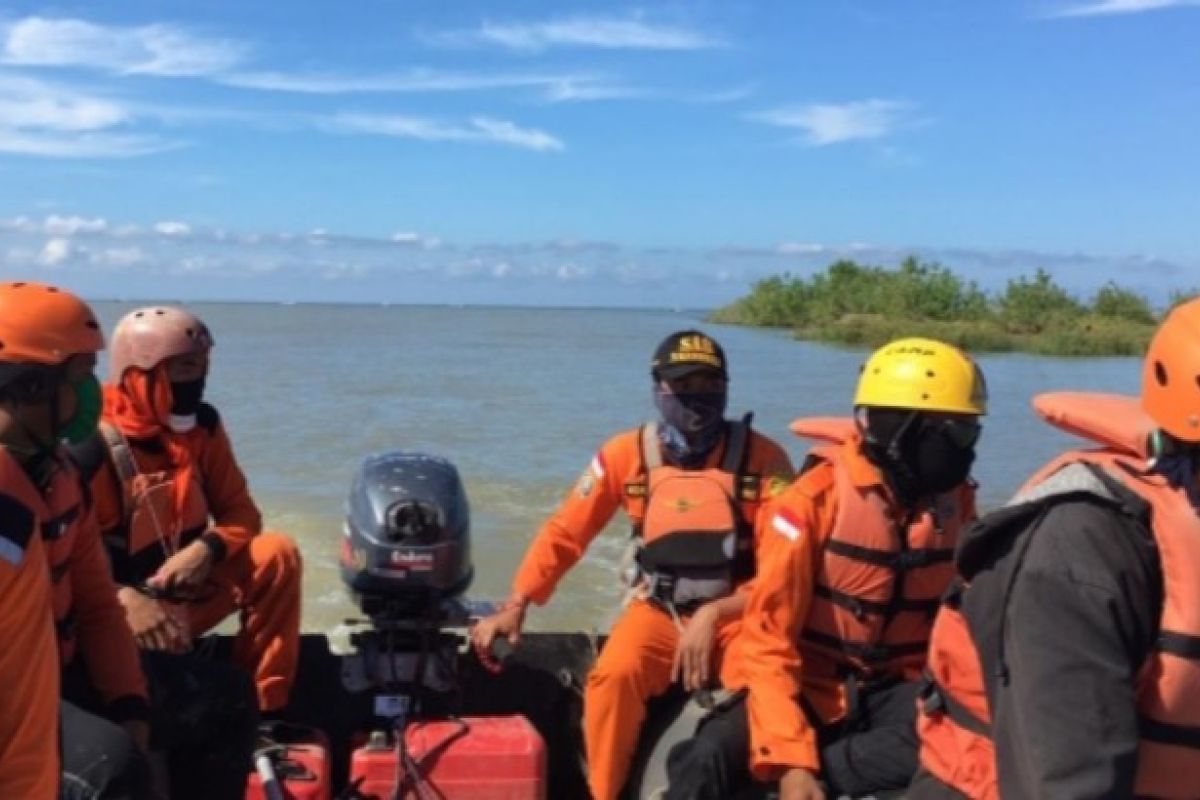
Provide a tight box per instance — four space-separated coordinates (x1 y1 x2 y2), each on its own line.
839 436 896 495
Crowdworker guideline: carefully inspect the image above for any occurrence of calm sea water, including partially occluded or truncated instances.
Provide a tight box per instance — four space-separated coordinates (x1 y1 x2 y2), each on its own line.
91 302 1140 635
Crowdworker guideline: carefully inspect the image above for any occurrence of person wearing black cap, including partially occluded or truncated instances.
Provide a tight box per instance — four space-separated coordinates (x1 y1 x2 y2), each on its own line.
472 329 794 800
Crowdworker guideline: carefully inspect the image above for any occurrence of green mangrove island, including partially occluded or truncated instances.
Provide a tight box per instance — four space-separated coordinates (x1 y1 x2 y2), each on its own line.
711 258 1197 357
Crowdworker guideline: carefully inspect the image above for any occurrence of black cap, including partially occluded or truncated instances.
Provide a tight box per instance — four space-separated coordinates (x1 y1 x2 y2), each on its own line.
651 330 728 381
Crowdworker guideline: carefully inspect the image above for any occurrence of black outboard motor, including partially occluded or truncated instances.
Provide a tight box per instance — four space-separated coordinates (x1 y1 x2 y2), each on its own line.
339 451 484 725
341 451 474 622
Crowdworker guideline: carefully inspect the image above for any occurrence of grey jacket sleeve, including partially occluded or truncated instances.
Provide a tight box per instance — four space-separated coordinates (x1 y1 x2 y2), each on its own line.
992 499 1161 800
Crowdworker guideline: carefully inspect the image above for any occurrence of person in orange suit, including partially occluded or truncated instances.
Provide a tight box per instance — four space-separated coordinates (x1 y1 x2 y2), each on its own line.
0 280 150 800
665 337 986 800
89 306 302 714
472 330 794 800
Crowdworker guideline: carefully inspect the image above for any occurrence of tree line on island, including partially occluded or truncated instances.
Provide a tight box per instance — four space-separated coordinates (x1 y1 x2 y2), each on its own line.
711 258 1197 356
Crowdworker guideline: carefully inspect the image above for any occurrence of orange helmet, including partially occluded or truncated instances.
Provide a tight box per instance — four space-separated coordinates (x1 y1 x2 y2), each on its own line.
1142 296 1200 443
0 281 104 367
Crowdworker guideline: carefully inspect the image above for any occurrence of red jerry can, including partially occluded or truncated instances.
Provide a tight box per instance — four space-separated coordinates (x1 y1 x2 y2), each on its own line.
245 724 332 800
349 715 546 800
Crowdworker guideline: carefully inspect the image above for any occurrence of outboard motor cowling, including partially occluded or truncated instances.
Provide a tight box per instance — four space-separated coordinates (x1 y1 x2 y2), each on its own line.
341 451 473 620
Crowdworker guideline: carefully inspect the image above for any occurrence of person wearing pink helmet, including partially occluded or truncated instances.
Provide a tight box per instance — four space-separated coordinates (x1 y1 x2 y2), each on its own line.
88 306 302 715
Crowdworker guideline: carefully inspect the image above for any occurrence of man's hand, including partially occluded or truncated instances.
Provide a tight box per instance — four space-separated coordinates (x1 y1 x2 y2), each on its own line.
779 767 826 800
117 587 191 653
147 539 213 592
672 603 719 691
470 597 528 671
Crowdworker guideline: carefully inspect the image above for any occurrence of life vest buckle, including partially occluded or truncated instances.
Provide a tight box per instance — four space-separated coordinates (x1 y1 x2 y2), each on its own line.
917 676 946 717
856 642 893 664
894 550 931 570
646 572 677 606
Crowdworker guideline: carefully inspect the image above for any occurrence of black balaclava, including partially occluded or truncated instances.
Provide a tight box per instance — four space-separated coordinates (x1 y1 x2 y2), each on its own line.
0 366 64 487
861 407 978 507
654 387 728 467
1149 429 1200 510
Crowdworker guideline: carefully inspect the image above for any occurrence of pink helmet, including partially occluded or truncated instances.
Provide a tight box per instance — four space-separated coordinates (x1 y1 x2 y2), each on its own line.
109 306 214 381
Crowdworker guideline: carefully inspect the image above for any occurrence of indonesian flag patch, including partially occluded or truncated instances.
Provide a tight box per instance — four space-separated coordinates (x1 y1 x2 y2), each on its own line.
771 509 804 542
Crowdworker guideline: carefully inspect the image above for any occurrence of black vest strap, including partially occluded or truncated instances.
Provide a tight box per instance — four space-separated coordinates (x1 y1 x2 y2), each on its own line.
825 539 954 571
1157 630 1200 660
919 674 991 738
40 502 80 542
1140 715 1200 749
0 492 35 555
801 627 929 665
813 584 941 621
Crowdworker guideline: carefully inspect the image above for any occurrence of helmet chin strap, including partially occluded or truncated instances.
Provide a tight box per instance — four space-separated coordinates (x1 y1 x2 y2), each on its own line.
858 407 922 507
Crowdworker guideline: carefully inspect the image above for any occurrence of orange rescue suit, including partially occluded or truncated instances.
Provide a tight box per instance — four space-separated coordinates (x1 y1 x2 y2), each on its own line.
512 421 793 800
726 418 974 780
92 406 301 712
0 450 63 800
41 452 149 719
917 393 1200 800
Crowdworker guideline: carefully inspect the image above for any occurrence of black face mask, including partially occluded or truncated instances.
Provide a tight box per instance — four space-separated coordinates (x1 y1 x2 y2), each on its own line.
909 419 978 496
863 411 979 504
1150 431 1200 510
170 377 206 416
654 390 728 465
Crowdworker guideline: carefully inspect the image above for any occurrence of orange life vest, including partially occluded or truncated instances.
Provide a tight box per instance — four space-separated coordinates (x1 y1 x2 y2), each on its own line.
0 449 62 800
917 392 1200 800
628 417 757 611
99 421 209 582
792 418 968 681
33 454 94 665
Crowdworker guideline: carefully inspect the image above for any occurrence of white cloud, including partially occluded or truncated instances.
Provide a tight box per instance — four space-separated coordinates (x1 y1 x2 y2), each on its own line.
751 100 914 146
0 216 37 233
555 263 591 280
0 74 177 158
0 75 127 131
38 237 72 266
90 246 145 267
4 212 1191 306
1 16 245 76
154 221 191 236
44 215 108 235
219 68 597 96
445 16 723 51
1049 0 1200 17
329 113 564 152
0 129 175 158
469 117 564 152
542 79 647 103
776 242 838 256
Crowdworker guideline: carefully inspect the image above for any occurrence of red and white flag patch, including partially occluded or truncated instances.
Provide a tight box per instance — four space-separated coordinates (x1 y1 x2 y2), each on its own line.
771 509 804 542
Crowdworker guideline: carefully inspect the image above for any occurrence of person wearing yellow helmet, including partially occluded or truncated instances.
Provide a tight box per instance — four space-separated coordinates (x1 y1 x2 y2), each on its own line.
665 337 986 800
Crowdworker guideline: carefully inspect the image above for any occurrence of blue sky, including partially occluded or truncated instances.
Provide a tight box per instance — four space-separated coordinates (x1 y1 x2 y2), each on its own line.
0 0 1197 307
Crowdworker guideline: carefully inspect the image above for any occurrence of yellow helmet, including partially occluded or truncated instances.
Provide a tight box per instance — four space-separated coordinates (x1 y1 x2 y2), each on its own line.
854 337 987 415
